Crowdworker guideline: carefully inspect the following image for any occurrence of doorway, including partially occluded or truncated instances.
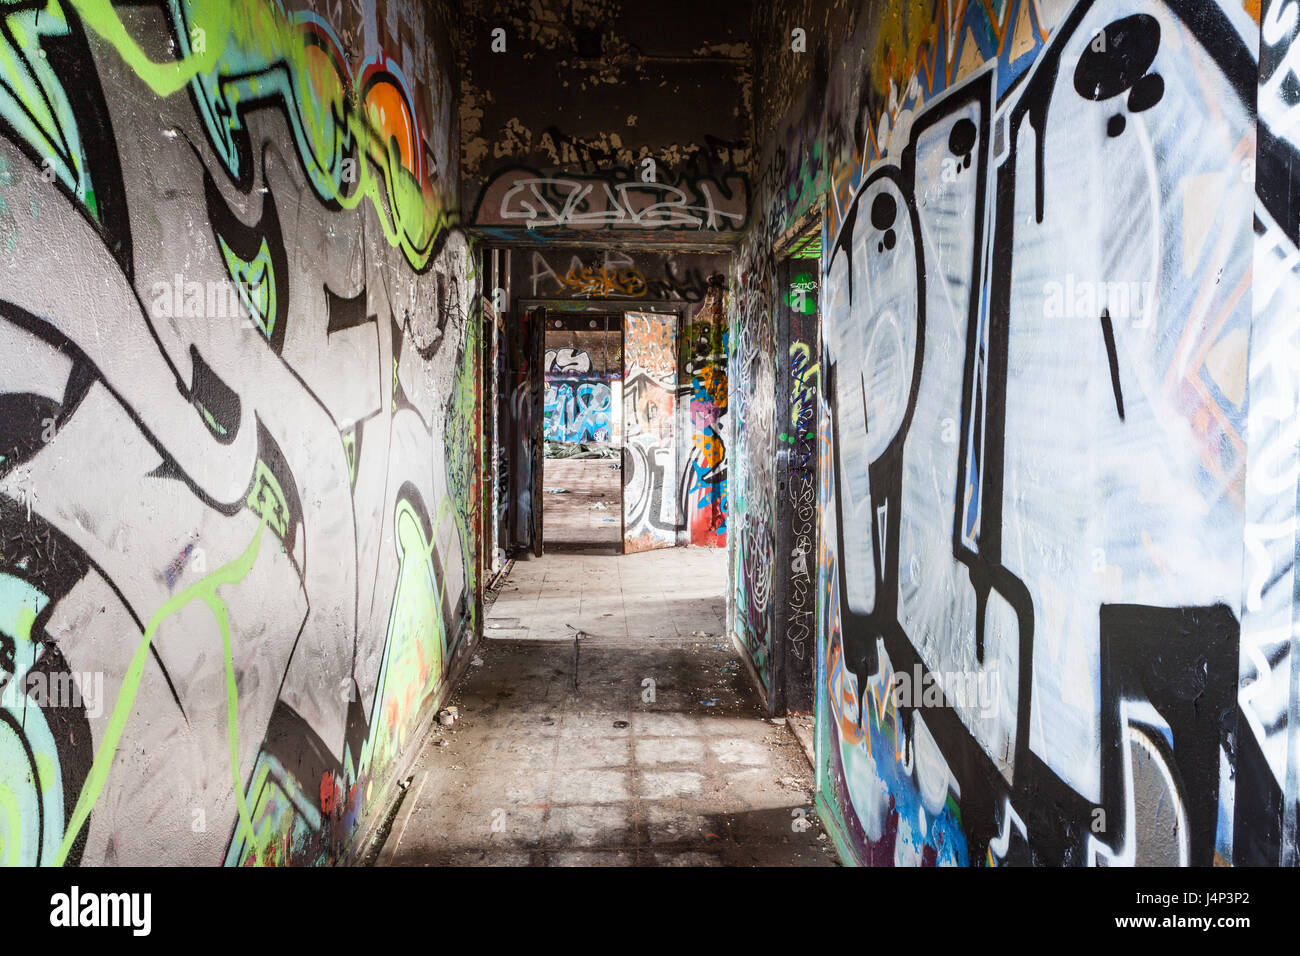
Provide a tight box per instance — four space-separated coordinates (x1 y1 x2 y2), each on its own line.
530 305 684 555
773 225 822 714
542 313 623 551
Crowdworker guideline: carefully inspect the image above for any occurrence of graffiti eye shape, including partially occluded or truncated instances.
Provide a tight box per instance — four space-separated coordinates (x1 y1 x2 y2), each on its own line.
870 192 898 254
1073 14 1161 102
1127 72 1164 113
870 192 896 230
948 118 977 156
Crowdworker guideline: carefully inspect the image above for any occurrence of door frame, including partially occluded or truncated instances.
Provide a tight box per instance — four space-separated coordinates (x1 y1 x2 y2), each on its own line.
538 310 624 553
520 298 684 557
771 210 824 715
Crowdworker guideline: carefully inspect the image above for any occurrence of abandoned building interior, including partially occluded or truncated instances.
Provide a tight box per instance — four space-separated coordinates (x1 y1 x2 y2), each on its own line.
0 0 1298 873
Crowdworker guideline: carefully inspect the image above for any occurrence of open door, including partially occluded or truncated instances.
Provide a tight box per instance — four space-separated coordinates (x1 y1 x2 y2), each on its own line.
504 305 546 556
622 310 678 553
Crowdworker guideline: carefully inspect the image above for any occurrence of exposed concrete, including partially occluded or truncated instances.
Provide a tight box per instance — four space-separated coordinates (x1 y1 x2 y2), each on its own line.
542 459 622 548
485 549 728 642
376 636 835 866
787 715 816 771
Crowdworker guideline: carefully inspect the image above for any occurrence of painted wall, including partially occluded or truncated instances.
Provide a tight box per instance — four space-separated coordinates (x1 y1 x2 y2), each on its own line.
731 232 778 691
521 248 729 304
543 328 620 445
0 0 479 866
734 0 1300 865
458 0 753 245
682 280 729 547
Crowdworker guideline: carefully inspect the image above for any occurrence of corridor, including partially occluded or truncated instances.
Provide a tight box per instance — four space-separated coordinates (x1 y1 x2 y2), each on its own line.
377 552 833 866
0 0 1291 889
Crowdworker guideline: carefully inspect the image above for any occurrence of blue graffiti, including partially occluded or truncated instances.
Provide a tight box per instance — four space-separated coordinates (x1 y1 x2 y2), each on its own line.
544 380 612 443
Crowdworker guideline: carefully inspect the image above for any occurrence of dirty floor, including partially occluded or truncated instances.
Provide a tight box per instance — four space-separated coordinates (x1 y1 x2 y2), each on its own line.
484 548 728 642
543 457 622 548
378 553 835 866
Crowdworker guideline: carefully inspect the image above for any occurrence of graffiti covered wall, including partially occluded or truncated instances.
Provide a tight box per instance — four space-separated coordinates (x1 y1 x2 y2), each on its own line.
459 0 753 245
0 0 480 866
523 248 729 304
730 234 778 691
543 329 619 445
682 279 729 547
735 0 1300 865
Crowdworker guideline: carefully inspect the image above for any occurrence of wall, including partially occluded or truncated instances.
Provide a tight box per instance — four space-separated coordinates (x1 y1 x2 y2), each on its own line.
522 248 727 303
731 230 778 691
734 0 1300 865
0 0 479 866
683 280 730 547
459 0 754 245
544 326 620 445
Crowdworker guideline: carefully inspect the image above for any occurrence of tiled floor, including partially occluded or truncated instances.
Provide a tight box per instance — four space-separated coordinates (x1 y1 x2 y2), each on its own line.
483 548 728 643
376 547 835 867
376 640 834 866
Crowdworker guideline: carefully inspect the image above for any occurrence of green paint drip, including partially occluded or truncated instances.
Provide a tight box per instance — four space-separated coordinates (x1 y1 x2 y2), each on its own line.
204 591 262 862
55 518 267 866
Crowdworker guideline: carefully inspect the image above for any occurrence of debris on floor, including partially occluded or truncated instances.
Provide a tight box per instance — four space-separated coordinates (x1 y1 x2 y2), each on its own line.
378 637 835 867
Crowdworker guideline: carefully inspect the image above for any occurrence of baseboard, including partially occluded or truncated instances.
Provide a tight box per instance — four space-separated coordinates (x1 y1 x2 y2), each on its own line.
730 629 770 713
349 625 483 866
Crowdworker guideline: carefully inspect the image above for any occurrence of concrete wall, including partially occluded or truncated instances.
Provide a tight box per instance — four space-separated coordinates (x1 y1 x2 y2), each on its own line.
459 0 753 245
735 0 1300 865
0 0 479 865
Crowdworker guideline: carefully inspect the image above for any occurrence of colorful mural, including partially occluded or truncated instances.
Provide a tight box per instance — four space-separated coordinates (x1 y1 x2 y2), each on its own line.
0 0 477 866
681 279 729 547
732 0 1299 866
542 340 618 446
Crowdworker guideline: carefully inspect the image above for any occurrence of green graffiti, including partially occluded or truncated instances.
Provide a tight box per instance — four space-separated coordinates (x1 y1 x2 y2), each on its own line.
342 431 357 487
0 1 97 216
230 490 464 866
245 459 289 541
217 231 277 340
357 498 445 783
0 575 61 867
444 314 479 635
27 0 452 269
790 341 820 429
787 272 817 315
55 517 268 866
